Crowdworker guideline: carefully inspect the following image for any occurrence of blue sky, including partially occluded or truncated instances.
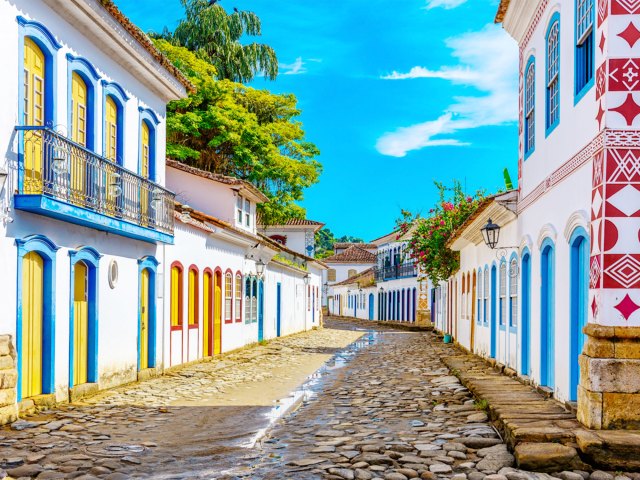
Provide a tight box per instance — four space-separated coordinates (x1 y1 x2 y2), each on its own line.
117 0 519 241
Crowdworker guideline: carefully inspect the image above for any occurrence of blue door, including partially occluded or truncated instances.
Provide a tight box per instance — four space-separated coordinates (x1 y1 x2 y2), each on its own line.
369 293 374 320
276 283 282 337
490 265 497 358
570 231 588 401
521 252 531 376
541 241 555 388
258 279 264 342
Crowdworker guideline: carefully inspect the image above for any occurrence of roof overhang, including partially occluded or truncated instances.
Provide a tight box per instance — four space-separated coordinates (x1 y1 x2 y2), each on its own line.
449 191 518 251
44 0 188 102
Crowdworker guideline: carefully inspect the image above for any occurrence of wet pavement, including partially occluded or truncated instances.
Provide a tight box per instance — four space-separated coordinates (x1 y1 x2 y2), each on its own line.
0 319 636 479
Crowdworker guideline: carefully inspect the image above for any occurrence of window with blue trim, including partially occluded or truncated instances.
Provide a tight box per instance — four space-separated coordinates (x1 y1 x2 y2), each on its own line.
546 19 560 132
575 0 594 98
477 270 482 324
524 59 535 156
499 261 507 326
483 267 489 324
509 257 518 327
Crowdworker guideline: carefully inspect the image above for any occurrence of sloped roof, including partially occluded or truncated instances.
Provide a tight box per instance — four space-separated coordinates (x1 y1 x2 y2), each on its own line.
97 0 193 91
167 159 269 202
495 0 511 23
285 219 325 226
334 243 377 250
324 245 377 264
334 267 376 287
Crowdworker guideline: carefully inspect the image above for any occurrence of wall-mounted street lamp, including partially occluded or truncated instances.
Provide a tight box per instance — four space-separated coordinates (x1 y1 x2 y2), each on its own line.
256 259 266 277
303 273 310 286
379 287 384 293
481 218 501 250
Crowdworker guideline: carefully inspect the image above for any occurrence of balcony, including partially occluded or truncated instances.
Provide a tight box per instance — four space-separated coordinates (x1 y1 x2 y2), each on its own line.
375 262 418 282
14 127 175 244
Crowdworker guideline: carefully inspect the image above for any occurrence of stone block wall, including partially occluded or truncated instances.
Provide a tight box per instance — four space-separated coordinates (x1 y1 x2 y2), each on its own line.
0 335 18 425
578 324 640 429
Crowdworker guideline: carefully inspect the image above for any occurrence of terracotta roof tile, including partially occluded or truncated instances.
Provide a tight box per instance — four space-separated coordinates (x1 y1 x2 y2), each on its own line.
324 245 377 264
334 267 376 286
333 243 377 250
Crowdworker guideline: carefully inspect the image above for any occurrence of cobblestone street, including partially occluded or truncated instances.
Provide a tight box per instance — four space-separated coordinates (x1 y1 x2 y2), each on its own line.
0 320 636 479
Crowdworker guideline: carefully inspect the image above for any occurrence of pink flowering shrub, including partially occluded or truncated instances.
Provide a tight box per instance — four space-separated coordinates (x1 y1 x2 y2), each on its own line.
397 181 484 284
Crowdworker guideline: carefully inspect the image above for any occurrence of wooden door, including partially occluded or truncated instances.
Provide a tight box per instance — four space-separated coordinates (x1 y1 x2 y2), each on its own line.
22 251 44 398
139 269 149 370
105 96 119 214
71 73 87 203
203 272 212 357
140 122 150 225
23 38 45 193
213 272 222 355
73 262 89 385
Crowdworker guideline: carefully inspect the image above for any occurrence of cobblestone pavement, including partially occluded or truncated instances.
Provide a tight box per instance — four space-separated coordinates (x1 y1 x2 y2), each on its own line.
0 319 635 480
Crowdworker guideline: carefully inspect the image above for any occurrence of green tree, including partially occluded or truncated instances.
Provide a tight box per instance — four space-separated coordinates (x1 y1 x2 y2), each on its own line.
159 0 278 83
155 40 321 225
314 228 365 259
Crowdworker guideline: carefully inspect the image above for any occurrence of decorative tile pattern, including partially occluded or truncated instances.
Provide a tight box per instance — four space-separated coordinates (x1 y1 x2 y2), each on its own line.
591 255 603 289
605 184 640 216
614 293 640 319
597 63 608 100
599 0 610 25
617 21 640 48
608 58 640 92
610 93 640 125
603 254 640 288
606 148 640 182
611 0 640 14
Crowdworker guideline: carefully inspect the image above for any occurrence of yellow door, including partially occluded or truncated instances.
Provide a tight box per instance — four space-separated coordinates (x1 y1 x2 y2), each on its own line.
139 269 149 370
73 262 88 386
23 38 45 194
140 122 150 226
214 274 222 355
188 269 196 327
203 272 211 357
71 73 87 204
105 97 119 215
22 251 44 398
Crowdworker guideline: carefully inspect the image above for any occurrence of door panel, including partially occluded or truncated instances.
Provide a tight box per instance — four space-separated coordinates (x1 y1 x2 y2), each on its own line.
203 272 212 357
22 251 44 398
214 273 222 355
105 96 119 215
140 122 150 226
23 38 45 194
73 262 88 385
71 73 87 205
140 269 149 370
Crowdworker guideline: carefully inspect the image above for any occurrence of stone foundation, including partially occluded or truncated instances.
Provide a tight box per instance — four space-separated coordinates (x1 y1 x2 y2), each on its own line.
578 324 640 429
0 335 18 425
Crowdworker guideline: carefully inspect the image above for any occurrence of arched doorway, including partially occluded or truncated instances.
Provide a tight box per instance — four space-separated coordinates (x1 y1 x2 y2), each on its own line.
490 265 497 358
570 230 588 401
521 251 531 376
213 269 223 355
541 240 555 388
203 270 213 357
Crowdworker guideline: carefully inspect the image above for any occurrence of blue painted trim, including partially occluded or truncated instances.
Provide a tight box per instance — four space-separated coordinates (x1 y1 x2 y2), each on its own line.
258 279 264 341
545 13 561 137
540 238 556 388
499 256 507 327
68 247 102 388
276 283 282 337
17 17 62 50
14 194 174 244
483 265 489 326
509 251 519 330
574 0 595 104
138 257 159 370
524 55 536 160
18 17 60 192
67 54 101 153
520 248 531 376
490 264 497 358
569 227 589 401
102 81 129 166
138 108 159 181
15 234 60 401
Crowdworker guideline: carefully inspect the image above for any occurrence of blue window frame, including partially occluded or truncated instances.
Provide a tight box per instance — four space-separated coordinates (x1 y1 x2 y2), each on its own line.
477 269 482 324
524 56 536 158
102 80 129 165
483 266 489 325
546 14 560 135
509 253 519 331
499 259 507 328
575 0 595 102
540 238 556 388
520 249 531 376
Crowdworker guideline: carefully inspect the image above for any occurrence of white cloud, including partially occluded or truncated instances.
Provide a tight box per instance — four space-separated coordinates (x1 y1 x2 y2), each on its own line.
280 57 307 75
424 0 468 10
376 24 518 157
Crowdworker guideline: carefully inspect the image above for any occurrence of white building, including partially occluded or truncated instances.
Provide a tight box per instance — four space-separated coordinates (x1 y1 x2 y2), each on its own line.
329 268 378 321
164 160 325 368
0 0 190 414
439 0 640 429
259 218 325 258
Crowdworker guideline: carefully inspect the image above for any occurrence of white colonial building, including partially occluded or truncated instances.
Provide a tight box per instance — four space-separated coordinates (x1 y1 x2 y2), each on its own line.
438 0 640 429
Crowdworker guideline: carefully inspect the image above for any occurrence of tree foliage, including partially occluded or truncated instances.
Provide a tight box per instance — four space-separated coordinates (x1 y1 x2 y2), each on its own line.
154 40 321 225
158 0 278 82
315 228 365 259
401 181 485 284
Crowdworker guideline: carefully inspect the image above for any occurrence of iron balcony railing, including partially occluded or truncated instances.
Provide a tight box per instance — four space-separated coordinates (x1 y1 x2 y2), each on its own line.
17 126 175 235
375 261 418 282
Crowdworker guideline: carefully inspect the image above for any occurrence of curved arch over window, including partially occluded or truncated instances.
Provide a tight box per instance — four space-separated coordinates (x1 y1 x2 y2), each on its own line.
170 262 184 330
524 56 536 158
546 14 560 133
139 107 159 181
